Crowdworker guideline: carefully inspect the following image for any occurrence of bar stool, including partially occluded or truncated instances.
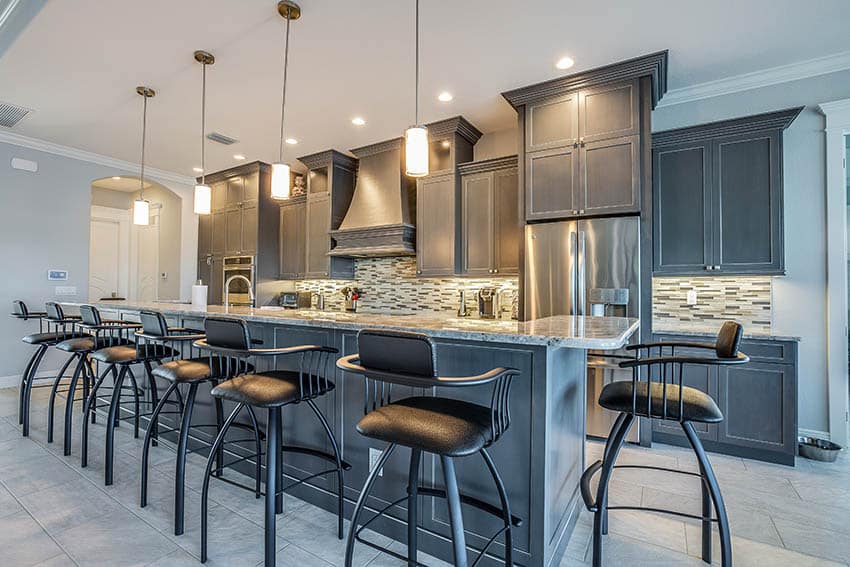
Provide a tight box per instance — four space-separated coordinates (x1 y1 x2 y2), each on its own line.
76 305 171 485
14 300 85 437
196 317 348 566
138 310 263 536
336 329 521 567
580 321 749 567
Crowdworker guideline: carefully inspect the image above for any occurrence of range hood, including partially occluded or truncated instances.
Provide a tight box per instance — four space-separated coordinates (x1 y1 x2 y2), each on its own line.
329 138 417 257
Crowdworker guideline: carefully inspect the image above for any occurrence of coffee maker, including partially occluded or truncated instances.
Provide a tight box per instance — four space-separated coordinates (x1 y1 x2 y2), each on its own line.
478 288 498 319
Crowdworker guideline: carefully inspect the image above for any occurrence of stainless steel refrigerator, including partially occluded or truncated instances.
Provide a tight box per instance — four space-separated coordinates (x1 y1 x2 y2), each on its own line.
524 217 641 441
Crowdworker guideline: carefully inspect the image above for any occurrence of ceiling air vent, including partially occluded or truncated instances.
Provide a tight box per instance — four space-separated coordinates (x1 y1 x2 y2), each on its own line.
206 131 238 145
0 101 33 128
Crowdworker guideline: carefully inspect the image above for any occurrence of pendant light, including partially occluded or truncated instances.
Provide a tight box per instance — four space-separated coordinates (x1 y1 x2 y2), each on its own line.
133 86 155 226
193 50 215 215
271 0 301 200
405 0 428 177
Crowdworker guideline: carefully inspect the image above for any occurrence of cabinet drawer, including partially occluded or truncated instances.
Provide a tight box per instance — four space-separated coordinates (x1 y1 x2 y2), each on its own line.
739 339 796 364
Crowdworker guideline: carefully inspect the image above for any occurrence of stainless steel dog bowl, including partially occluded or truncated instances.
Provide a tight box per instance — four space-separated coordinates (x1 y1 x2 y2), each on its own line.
798 436 842 462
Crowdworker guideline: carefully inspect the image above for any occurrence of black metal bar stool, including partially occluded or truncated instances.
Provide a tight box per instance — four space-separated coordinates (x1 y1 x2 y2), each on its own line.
336 329 521 567
196 317 348 566
14 300 85 437
137 310 264 536
75 305 168 485
580 321 749 567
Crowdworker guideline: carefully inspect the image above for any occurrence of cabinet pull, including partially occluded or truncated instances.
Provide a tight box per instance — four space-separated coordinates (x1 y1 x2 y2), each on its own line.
573 142 579 149
494 269 499 274
579 209 585 214
704 265 712 271
579 138 586 148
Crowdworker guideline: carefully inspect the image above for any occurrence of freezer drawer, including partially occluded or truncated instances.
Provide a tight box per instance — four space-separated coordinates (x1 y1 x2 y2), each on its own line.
586 356 639 442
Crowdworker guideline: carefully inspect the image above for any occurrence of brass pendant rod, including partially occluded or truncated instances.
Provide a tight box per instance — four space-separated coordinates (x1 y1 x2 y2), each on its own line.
278 4 292 163
201 61 207 184
140 92 147 198
414 0 419 126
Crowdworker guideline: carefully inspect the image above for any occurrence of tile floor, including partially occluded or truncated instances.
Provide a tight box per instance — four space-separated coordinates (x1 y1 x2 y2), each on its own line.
1 385 848 566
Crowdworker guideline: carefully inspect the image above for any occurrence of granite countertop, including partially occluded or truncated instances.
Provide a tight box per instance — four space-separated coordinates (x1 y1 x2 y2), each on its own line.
64 301 640 350
652 323 801 342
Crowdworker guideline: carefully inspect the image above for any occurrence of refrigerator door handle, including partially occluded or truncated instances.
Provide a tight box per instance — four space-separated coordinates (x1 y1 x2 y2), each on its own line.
578 230 587 316
569 230 578 316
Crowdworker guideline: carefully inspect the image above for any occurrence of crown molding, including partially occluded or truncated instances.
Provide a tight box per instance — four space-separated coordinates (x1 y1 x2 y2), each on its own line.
297 149 358 171
819 98 850 129
350 137 403 158
0 130 195 186
425 115 483 145
653 106 803 147
659 50 850 108
457 154 518 175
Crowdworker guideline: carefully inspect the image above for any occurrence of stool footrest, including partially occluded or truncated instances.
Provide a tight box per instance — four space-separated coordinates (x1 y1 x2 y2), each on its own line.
280 444 351 471
580 459 603 512
416 486 522 527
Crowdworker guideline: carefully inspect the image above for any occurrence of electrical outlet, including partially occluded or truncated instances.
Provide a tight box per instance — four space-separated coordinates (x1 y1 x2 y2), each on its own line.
369 447 384 477
160 272 168 280
54 286 77 296
686 289 697 306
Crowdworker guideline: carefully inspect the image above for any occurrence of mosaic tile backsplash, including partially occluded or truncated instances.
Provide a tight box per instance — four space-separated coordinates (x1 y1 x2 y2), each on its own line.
652 276 772 334
293 257 519 316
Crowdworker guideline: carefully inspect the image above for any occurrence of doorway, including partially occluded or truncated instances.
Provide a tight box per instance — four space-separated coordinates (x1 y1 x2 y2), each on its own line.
89 206 130 300
132 206 160 301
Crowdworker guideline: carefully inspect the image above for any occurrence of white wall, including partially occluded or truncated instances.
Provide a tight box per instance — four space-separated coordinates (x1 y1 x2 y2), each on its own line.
474 128 518 161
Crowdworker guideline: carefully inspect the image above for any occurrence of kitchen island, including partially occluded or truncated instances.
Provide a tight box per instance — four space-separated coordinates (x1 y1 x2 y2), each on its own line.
68 301 638 567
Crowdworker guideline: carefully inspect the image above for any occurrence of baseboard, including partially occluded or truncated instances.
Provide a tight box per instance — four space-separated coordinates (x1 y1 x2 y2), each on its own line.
799 428 831 441
0 369 63 389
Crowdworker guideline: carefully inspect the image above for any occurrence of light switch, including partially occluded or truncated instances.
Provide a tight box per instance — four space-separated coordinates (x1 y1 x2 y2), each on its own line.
686 289 697 306
54 286 77 296
161 272 168 280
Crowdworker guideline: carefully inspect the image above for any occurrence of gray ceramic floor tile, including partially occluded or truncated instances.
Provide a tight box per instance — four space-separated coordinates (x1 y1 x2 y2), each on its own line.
590 532 704 566
143 548 203 567
0 481 23 519
771 515 850 564
17 476 120 533
0 510 67 565
0 453 81 497
0 435 50 468
271 543 334 567
605 509 688 554
34 553 78 566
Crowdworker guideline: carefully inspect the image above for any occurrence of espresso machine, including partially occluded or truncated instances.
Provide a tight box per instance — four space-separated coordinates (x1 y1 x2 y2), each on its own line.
478 288 498 319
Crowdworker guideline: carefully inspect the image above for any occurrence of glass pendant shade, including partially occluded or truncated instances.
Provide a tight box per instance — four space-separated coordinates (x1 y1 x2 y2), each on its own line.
405 125 429 177
270 162 291 200
194 183 212 214
133 198 150 226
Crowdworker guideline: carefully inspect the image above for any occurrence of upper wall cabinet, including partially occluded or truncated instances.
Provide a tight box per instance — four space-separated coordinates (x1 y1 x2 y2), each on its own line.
652 107 803 276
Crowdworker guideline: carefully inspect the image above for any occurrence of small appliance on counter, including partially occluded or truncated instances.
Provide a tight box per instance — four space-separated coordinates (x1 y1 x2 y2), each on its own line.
279 291 311 309
341 286 361 312
478 288 498 319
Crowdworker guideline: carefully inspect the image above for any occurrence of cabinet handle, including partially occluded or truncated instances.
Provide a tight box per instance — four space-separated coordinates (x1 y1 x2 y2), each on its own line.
494 269 499 274
573 142 579 149
579 138 586 148
572 209 578 215
579 209 585 214
714 265 721 271
704 265 711 271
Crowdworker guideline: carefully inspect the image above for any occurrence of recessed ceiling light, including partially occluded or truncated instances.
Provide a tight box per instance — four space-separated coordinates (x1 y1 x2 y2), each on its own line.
233 154 246 160
112 176 121 180
193 167 204 173
351 117 366 126
555 56 575 70
285 138 298 145
437 91 453 102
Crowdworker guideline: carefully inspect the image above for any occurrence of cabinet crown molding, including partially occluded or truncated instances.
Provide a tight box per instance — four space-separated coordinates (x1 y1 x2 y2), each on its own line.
350 137 403 158
297 149 358 171
425 115 483 145
198 160 270 185
457 155 518 175
652 106 804 147
502 50 668 109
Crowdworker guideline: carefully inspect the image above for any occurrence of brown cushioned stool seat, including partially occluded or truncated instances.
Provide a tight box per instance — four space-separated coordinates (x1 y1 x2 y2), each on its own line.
90 344 175 364
56 336 131 353
152 357 255 383
22 331 86 345
598 380 723 424
356 396 492 457
210 370 334 408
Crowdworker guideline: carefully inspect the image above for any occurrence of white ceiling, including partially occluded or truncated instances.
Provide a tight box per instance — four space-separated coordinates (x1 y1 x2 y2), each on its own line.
91 176 155 193
1 0 849 177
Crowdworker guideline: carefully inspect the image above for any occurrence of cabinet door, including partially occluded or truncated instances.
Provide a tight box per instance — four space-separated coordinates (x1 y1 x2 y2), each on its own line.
242 171 259 203
305 196 330 278
224 206 242 255
653 143 713 274
211 181 227 211
461 173 494 276
580 135 640 215
209 256 223 305
197 213 212 257
652 362 718 441
717 362 795 455
417 175 457 276
526 146 579 221
225 177 244 207
279 202 305 279
493 167 519 275
712 131 783 274
210 211 226 255
197 257 212 290
525 92 579 152
241 202 258 255
578 80 639 142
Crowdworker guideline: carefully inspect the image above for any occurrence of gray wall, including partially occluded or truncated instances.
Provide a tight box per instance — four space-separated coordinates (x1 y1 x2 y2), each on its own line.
91 187 132 209
0 141 126 378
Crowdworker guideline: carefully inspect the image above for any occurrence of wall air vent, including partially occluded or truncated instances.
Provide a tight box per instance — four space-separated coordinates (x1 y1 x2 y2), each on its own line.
0 101 33 128
206 131 238 145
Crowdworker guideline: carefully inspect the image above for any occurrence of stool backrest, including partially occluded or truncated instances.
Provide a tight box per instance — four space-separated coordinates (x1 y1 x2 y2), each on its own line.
205 317 251 351
79 305 101 326
358 329 437 378
715 321 743 359
140 310 168 338
45 301 64 321
12 300 28 317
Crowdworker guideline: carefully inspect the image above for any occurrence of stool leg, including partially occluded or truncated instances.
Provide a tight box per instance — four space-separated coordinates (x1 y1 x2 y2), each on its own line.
264 406 280 567
345 444 397 567
275 408 283 515
91 361 100 424
601 412 629 535
47 354 77 443
481 448 513 567
143 361 159 446
81 357 91 416
125 366 141 439
141 381 178 508
245 405 263 498
307 399 345 539
110 365 121 428
21 345 47 436
62 355 86 456
699 459 712 564
174 383 198 536
592 413 633 567
213 397 225 478
81 364 113 468
441 455 468 567
105 365 128 485
18 347 39 424
683 421 732 567
407 448 422 566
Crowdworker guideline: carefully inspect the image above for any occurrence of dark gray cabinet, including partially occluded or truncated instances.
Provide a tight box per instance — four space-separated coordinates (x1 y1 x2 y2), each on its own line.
305 195 331 278
416 173 457 277
458 156 519 276
651 332 798 465
278 198 306 279
653 107 803 276
523 79 641 220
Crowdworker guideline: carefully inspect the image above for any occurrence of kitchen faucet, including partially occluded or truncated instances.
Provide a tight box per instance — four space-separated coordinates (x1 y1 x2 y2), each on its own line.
224 274 255 310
